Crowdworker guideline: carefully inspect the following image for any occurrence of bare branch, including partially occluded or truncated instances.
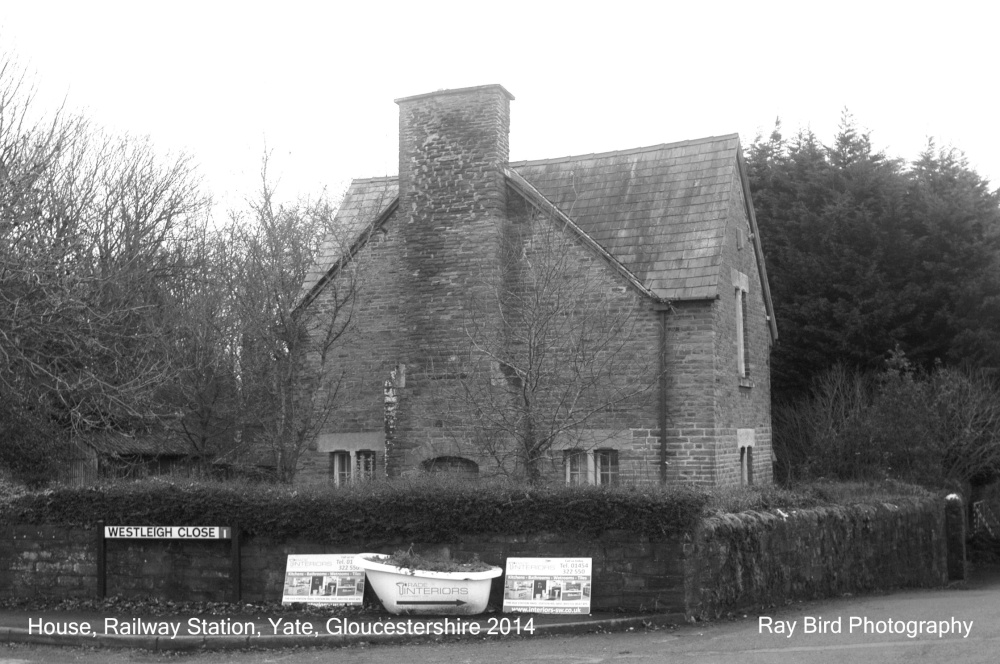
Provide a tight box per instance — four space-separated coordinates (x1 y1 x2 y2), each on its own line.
441 207 657 482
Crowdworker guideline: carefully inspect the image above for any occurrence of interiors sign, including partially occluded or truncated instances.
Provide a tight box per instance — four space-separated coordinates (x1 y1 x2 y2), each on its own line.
103 526 232 539
282 554 365 605
503 557 592 614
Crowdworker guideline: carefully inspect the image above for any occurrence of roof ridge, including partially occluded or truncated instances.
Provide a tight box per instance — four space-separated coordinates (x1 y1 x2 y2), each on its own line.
348 134 741 180
509 134 740 168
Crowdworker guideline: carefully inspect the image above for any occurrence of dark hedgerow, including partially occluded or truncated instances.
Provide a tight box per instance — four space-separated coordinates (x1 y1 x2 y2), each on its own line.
0 476 710 542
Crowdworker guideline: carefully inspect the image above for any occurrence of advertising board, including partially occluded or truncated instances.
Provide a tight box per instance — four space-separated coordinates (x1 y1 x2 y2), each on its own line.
282 554 365 605
502 557 592 614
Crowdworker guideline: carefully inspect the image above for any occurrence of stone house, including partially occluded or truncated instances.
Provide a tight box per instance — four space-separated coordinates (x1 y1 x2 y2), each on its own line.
295 84 777 487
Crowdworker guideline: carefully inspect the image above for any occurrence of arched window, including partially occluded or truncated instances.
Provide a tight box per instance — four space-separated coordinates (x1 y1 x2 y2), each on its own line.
421 456 479 479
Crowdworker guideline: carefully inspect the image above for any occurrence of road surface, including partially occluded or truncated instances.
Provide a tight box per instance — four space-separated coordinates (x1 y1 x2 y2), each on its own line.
2 570 998 663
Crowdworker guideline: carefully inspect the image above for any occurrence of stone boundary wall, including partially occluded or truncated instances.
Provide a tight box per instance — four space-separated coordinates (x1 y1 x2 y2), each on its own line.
0 528 683 611
0 498 949 615
684 497 948 619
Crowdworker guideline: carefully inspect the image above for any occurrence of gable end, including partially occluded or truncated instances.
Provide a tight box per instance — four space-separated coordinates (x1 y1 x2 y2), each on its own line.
504 167 662 303
296 194 399 312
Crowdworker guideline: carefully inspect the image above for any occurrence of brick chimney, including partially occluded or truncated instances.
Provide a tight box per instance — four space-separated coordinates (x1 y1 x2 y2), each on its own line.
395 84 513 226
393 84 514 346
389 85 514 474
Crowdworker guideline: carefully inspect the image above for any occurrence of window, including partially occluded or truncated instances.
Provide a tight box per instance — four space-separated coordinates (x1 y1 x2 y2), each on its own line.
740 447 754 485
330 450 378 486
736 288 749 377
733 269 751 385
738 429 755 486
594 449 619 485
421 456 479 479
740 290 750 377
564 449 620 485
564 449 586 485
330 451 350 486
356 450 377 481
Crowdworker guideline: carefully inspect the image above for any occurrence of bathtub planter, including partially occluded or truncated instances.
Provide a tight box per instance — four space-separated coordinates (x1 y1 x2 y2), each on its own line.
354 553 502 615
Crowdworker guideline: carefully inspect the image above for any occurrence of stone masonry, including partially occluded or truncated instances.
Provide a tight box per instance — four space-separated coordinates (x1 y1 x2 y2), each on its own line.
295 85 777 487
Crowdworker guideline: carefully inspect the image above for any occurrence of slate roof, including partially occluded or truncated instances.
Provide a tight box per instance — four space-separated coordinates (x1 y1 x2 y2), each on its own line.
300 176 398 303
509 135 739 301
300 134 775 329
80 430 201 457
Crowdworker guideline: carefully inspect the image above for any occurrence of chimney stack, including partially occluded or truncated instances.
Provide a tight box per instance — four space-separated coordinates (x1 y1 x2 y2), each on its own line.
395 84 514 228
389 85 514 472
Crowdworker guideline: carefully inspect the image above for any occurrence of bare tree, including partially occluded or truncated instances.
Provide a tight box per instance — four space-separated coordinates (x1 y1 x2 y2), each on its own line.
157 223 243 464
773 359 1000 492
224 156 370 482
448 209 656 483
0 55 209 482
930 368 1000 494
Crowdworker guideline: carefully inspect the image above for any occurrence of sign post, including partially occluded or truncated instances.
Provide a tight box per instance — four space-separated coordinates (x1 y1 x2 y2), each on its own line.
96 525 237 600
96 521 106 599
230 523 241 602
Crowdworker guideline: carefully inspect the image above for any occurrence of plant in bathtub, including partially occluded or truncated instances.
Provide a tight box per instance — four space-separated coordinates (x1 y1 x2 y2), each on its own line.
354 548 502 615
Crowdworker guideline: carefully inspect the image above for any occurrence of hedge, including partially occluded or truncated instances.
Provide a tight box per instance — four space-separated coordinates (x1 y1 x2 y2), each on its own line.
0 477 710 543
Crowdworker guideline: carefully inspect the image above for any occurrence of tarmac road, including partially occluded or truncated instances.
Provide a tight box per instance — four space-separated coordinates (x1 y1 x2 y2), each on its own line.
2 568 999 663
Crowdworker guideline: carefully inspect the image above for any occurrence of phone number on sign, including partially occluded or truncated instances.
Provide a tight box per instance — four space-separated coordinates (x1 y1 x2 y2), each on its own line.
325 617 535 636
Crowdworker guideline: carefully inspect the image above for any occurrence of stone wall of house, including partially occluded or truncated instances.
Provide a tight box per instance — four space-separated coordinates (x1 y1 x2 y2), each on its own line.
299 86 520 488
0 498 950 615
299 177 773 489
296 203 405 488
298 86 776 489
708 162 774 486
302 84 671 486
660 300 720 485
389 85 514 478
502 188 663 484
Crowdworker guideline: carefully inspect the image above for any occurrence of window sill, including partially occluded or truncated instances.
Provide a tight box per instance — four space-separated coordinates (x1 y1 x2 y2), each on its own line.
738 376 754 389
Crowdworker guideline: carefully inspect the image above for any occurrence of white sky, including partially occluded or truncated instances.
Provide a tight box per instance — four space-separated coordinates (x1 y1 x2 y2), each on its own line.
1 1 997 218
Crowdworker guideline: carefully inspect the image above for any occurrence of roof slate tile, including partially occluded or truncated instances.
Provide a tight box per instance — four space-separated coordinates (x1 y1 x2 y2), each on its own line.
300 177 398 297
511 135 739 300
310 135 741 304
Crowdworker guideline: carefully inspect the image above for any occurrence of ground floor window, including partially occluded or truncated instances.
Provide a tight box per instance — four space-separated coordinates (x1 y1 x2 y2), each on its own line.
737 429 755 486
565 449 619 485
595 449 619 485
564 449 586 485
330 452 350 486
421 456 479 479
330 450 378 486
356 450 377 481
740 447 754 485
